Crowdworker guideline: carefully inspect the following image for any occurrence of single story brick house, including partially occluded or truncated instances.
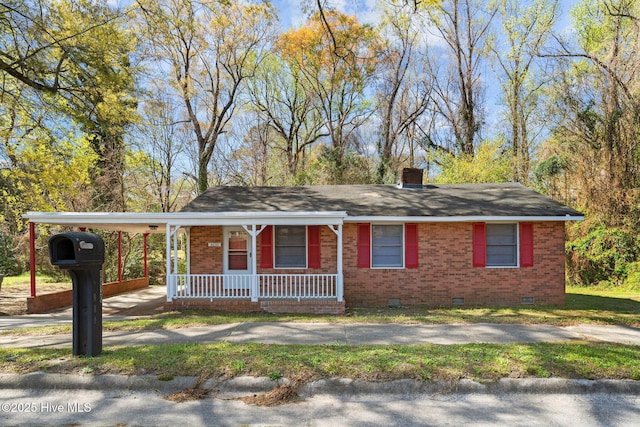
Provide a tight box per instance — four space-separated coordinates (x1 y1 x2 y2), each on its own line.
26 169 583 315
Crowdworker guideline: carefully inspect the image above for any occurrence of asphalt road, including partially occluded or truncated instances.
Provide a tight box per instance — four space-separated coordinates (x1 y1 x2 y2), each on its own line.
0 387 639 426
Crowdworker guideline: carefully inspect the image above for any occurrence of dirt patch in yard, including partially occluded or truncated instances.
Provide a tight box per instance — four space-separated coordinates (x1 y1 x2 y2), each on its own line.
0 283 71 315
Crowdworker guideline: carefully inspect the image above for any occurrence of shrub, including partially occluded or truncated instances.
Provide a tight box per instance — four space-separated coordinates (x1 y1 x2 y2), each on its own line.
0 232 20 275
566 223 640 286
624 262 640 290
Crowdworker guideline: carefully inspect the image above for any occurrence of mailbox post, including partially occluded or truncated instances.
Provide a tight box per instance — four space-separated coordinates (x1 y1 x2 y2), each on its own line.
49 232 105 357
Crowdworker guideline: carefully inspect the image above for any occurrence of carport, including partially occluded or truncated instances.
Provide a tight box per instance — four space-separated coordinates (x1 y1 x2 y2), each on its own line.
23 212 170 313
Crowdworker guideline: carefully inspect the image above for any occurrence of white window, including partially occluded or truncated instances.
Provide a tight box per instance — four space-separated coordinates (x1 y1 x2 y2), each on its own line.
486 224 517 267
274 225 306 268
371 224 403 268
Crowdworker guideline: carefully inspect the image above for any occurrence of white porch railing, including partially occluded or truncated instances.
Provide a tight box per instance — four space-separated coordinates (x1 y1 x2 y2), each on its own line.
259 274 337 299
170 274 338 301
173 274 252 299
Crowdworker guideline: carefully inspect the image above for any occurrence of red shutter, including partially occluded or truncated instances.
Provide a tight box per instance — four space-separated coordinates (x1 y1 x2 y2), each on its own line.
405 223 419 269
472 223 486 267
357 223 371 268
307 225 321 268
259 225 273 269
520 223 534 267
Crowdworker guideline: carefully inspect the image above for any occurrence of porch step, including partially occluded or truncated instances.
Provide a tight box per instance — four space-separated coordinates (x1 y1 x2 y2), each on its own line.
260 299 346 315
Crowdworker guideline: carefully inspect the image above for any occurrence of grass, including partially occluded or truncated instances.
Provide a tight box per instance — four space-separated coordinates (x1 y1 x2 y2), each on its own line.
1 272 70 287
1 285 639 337
1 281 639 384
98 285 640 329
1 342 638 382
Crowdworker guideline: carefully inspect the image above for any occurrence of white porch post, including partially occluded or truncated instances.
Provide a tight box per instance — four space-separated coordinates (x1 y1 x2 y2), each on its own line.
328 224 344 302
173 226 179 274
243 224 260 302
165 224 172 301
186 227 191 275
337 224 344 302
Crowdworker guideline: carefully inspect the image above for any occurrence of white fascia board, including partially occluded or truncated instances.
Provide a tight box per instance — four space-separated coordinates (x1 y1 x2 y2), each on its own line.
345 215 585 223
25 212 170 224
24 212 172 233
166 211 347 226
25 211 347 228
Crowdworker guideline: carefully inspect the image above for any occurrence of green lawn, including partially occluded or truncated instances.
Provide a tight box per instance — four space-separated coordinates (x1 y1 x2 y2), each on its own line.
103 285 640 330
1 272 70 287
2 285 639 338
1 342 639 383
1 283 639 383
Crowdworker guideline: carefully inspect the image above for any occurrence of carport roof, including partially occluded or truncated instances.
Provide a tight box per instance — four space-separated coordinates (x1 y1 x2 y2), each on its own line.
23 211 348 234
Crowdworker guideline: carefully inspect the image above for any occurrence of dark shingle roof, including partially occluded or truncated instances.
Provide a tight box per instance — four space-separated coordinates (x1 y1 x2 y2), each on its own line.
181 183 583 218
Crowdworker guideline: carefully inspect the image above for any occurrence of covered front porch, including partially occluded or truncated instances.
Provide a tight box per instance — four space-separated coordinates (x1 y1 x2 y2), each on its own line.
25 211 347 314
165 212 346 314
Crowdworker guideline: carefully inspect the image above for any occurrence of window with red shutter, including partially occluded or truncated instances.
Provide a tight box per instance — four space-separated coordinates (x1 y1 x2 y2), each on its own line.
307 225 321 268
259 225 273 269
405 223 419 268
519 223 534 267
472 222 486 267
357 223 371 268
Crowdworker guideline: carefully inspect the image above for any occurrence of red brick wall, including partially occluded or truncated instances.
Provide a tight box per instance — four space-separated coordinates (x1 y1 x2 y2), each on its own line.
256 225 338 275
343 222 566 307
190 226 223 274
188 222 567 308
189 225 339 275
164 299 261 313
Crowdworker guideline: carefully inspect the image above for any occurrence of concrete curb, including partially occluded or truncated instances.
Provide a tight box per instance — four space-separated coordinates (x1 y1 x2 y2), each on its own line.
0 373 199 393
2 373 640 395
297 377 640 396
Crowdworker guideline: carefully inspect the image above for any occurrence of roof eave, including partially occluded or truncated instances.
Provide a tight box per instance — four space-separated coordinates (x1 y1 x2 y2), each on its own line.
345 215 585 223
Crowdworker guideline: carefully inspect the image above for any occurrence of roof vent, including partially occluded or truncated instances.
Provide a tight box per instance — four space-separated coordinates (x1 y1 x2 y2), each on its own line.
399 168 424 188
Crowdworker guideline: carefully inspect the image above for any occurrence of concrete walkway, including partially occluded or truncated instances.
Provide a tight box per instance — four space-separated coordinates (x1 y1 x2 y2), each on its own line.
0 285 167 329
1 286 639 349
1 321 640 349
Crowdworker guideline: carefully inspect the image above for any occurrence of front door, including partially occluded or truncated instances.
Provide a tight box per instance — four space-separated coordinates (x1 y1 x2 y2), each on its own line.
223 227 252 289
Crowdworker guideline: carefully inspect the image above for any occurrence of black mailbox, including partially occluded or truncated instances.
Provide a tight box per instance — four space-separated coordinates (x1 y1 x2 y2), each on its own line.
49 232 105 269
49 232 105 357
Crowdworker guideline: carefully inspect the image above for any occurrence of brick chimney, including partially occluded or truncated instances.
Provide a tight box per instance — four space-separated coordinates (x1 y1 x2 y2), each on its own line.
399 168 424 188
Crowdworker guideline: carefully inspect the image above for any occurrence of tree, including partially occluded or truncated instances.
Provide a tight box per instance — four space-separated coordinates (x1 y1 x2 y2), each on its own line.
1 0 126 94
137 0 277 194
129 89 193 212
433 139 513 183
543 0 640 217
1 0 138 216
426 0 496 155
374 0 437 183
541 0 640 288
492 0 558 184
247 52 328 181
278 10 378 182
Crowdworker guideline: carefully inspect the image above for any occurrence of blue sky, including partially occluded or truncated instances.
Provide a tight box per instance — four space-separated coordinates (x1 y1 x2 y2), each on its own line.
271 0 579 31
271 0 380 29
